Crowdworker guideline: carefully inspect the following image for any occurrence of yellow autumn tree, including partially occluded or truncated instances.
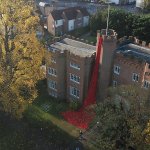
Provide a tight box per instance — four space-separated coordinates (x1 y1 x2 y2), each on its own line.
0 0 45 118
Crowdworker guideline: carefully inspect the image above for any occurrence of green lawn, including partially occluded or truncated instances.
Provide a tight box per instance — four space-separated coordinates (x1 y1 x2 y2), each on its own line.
80 33 97 44
83 36 97 43
32 80 80 137
0 80 83 150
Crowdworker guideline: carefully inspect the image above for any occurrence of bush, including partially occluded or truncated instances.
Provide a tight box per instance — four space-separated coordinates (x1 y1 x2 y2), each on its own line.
69 101 81 110
68 26 90 37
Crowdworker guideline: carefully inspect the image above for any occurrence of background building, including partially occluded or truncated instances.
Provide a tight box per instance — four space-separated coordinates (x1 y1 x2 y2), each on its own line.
136 0 144 8
47 7 89 36
107 0 135 4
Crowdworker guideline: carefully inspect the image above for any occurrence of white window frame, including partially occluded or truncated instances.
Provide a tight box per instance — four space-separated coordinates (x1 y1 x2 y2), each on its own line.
143 80 150 89
48 80 57 91
70 73 80 84
48 67 57 76
70 86 79 99
132 73 139 82
113 80 117 87
70 62 80 70
114 65 120 75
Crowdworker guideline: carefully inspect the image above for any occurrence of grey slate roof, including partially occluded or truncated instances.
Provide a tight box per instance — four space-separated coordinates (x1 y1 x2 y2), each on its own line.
49 38 96 57
51 7 89 20
116 43 150 63
51 9 63 20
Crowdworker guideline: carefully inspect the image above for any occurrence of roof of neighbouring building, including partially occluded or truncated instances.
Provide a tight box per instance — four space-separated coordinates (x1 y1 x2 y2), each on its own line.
116 43 150 63
39 2 50 7
51 9 63 20
50 7 89 20
48 38 96 57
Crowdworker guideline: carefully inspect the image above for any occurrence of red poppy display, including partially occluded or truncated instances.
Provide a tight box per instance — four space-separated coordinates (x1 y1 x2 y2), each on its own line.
62 36 103 129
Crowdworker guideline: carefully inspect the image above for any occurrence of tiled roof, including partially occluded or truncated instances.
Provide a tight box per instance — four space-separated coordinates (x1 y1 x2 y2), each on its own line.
48 38 96 57
50 7 89 20
116 43 150 63
51 9 63 20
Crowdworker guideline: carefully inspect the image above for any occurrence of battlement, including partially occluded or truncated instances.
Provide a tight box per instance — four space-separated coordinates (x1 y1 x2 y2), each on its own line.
117 36 150 49
47 34 96 46
97 29 117 42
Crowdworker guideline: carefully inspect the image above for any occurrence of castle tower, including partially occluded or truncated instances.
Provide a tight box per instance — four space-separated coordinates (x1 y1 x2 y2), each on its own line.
97 29 117 100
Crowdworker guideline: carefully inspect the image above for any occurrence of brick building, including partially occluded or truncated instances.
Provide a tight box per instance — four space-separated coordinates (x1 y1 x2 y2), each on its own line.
46 29 150 102
112 44 150 89
46 38 95 102
47 7 89 36
39 2 52 16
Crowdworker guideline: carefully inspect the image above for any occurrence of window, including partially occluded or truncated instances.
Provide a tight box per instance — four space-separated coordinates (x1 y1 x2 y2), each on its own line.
70 86 79 98
49 91 57 98
48 80 57 91
132 73 139 82
70 73 80 83
143 80 150 89
55 20 58 25
113 80 117 87
148 64 150 69
114 65 120 75
70 62 80 70
48 67 57 76
51 57 56 63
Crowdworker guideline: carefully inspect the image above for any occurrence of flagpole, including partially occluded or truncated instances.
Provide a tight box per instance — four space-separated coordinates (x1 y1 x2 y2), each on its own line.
106 3 110 36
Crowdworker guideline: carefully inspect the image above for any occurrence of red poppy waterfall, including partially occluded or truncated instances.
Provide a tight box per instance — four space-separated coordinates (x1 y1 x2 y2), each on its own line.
61 36 103 129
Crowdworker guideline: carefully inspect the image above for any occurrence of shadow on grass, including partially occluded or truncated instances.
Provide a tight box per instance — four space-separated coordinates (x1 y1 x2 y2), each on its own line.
0 80 84 150
35 80 69 119
24 105 83 150
0 109 84 150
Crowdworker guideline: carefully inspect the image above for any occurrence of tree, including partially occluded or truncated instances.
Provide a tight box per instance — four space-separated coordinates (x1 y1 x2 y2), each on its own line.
90 9 107 34
132 14 150 43
0 0 45 118
93 85 150 150
90 8 150 42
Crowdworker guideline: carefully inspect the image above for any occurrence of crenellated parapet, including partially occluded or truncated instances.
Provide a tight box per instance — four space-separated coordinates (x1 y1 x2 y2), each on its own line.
117 36 150 48
100 29 117 42
46 34 96 46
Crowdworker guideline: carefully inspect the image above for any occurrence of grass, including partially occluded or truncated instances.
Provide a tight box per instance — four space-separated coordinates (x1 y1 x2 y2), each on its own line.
83 35 97 43
80 33 97 44
68 26 90 37
0 80 83 150
32 80 80 137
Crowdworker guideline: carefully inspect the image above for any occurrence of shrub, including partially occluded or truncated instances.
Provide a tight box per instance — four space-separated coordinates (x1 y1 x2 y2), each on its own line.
69 100 81 110
68 26 90 37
